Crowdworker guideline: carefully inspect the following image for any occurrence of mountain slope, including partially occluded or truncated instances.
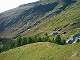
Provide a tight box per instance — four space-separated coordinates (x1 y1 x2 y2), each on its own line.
0 42 80 60
0 0 77 38
0 1 59 38
0 0 80 59
23 0 80 40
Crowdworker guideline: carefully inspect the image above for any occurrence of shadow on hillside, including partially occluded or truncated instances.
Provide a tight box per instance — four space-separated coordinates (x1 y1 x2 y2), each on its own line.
42 0 76 19
22 2 59 17
55 0 76 14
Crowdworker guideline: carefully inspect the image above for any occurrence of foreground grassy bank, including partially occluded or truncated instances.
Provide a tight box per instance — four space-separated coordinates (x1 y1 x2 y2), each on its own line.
0 42 80 60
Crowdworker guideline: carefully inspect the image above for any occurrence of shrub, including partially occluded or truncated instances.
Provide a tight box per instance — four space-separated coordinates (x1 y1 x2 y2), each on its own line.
22 37 28 45
0 42 3 52
16 36 23 46
77 39 80 43
42 33 50 42
60 40 66 45
54 35 62 44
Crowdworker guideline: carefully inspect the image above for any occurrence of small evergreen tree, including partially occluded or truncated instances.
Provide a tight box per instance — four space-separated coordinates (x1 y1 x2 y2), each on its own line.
37 36 42 42
54 35 62 44
0 42 3 52
22 37 28 45
10 40 17 48
16 36 23 46
61 40 66 45
77 39 80 43
51 37 54 43
43 33 50 42
28 37 33 43
33 35 38 42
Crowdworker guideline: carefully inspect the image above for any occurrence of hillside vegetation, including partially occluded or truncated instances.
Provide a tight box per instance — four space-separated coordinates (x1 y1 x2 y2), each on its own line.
0 42 80 60
24 0 80 40
0 0 80 60
0 0 79 38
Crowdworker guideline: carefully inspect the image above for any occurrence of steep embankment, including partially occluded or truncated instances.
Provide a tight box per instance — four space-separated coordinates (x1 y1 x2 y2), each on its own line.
0 42 80 60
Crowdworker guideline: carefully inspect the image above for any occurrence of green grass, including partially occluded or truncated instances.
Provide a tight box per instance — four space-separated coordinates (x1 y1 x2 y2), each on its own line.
0 42 80 60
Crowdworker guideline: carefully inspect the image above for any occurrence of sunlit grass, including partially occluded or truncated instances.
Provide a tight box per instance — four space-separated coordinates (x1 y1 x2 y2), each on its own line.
0 42 80 60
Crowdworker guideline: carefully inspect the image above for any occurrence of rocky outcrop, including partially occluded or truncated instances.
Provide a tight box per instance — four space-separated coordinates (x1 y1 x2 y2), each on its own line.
66 33 80 44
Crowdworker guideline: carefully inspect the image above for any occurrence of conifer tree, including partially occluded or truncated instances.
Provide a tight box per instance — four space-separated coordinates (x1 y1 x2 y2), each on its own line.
54 35 62 44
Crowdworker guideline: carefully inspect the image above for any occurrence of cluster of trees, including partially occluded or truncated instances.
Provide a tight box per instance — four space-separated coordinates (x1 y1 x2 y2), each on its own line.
53 35 66 45
16 33 51 47
0 33 66 53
